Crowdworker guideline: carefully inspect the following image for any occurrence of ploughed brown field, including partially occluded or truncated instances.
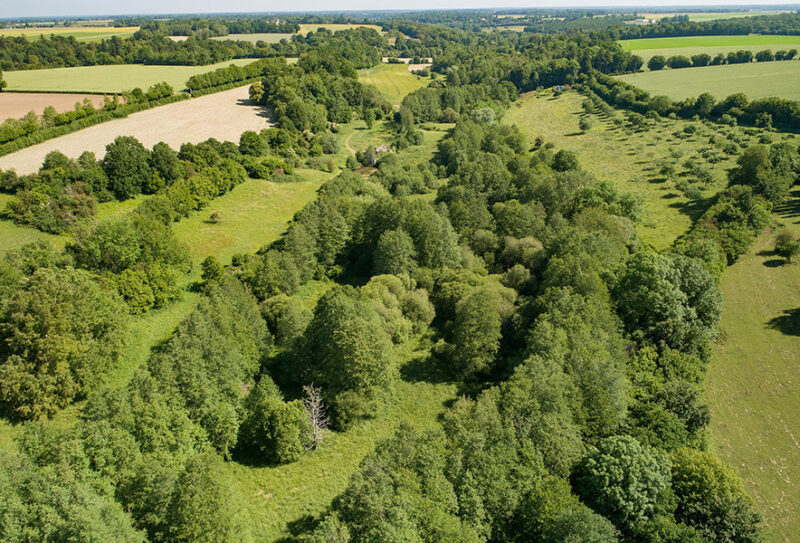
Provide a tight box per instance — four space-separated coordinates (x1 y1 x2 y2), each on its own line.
0 92 110 122
0 85 272 174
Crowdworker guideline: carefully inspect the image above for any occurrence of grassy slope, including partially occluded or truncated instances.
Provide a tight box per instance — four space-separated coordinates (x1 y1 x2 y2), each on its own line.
502 91 737 249
3 59 257 93
708 196 800 543
358 63 426 106
616 61 800 101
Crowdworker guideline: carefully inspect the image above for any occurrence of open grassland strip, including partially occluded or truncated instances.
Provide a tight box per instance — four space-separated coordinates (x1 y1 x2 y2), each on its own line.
0 85 271 175
708 205 800 542
0 26 139 40
3 59 257 93
503 91 734 249
616 61 800 101
620 34 800 51
231 338 458 541
358 63 426 106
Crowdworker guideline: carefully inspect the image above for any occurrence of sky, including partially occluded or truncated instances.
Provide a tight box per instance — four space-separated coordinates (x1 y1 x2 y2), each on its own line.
2 0 799 19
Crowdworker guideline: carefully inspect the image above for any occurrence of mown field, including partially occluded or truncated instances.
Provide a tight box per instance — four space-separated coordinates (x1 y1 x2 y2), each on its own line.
619 34 800 66
616 61 800 101
503 91 752 249
0 85 270 174
707 207 800 543
0 25 139 41
2 59 256 93
358 63 426 106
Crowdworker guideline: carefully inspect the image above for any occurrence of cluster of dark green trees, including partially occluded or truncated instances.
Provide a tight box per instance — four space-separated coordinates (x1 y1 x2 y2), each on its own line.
140 17 299 37
609 12 800 39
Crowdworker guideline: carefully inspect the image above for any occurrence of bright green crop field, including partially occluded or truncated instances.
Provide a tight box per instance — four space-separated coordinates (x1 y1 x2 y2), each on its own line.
3 59 257 93
358 63 426 106
616 61 800 101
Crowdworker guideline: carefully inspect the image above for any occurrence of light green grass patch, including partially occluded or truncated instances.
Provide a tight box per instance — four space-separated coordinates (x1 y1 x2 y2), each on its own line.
0 193 65 254
173 171 330 267
212 33 296 44
3 59 258 93
358 63 426 106
616 61 800 101
0 26 139 41
708 209 800 542
502 91 750 249
620 34 800 51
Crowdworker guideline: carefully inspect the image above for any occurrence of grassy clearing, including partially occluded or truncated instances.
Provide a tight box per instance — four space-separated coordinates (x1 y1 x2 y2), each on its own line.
3 59 257 93
620 34 800 51
0 193 65 253
616 61 800 101
212 33 295 44
358 63 427 106
502 91 752 249
0 26 139 41
708 200 800 542
173 171 331 267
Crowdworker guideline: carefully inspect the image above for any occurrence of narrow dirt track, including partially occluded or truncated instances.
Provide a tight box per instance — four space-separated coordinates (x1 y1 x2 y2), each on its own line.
0 86 272 175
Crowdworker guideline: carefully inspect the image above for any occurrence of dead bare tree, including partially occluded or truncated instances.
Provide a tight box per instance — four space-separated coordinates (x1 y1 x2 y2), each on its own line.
303 384 328 450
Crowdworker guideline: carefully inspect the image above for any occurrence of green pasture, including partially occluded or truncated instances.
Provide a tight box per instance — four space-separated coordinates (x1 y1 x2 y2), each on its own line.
212 33 295 44
708 210 800 542
502 91 763 249
620 34 800 51
173 170 331 267
358 63 426 106
2 59 257 93
616 61 800 101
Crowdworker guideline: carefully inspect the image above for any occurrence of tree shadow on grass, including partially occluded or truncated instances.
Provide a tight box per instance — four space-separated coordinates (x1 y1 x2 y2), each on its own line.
400 348 452 384
668 197 709 224
767 308 800 336
763 259 787 268
775 189 800 219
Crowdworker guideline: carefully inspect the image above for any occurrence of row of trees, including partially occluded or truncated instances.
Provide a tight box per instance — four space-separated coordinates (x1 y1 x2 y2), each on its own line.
647 48 798 71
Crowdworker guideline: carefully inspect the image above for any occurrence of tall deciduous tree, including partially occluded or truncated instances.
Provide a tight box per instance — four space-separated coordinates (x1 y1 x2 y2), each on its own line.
102 136 153 200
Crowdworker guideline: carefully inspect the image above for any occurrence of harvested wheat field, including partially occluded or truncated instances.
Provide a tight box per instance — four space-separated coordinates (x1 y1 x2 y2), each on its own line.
0 92 111 122
0 85 271 174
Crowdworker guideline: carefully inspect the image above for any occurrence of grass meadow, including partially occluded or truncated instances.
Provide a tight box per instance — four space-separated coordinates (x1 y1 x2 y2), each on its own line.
358 63 427 106
616 61 800 101
2 59 257 93
707 210 800 542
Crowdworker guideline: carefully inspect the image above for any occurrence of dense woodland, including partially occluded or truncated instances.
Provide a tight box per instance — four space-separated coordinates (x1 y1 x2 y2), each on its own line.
1 9 800 543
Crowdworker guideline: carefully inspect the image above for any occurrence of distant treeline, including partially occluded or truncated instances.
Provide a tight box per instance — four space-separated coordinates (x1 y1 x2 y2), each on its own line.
139 17 300 38
610 12 800 39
